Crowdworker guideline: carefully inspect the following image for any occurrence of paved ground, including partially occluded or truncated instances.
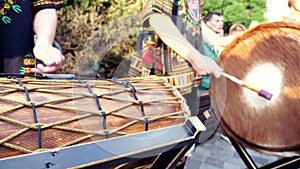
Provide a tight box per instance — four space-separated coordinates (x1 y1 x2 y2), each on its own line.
182 90 281 169
184 129 280 169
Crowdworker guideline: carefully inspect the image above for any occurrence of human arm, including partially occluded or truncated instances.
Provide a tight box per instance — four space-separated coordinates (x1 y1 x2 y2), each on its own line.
31 8 65 74
149 13 222 78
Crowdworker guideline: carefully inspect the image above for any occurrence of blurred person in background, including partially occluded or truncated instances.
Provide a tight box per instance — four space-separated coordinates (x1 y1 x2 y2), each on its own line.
228 23 247 37
196 11 233 144
201 11 232 52
204 11 224 35
198 11 232 90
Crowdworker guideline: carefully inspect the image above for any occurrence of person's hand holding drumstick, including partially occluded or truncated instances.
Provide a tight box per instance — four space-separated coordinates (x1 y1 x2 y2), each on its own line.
149 14 272 100
149 14 223 79
31 9 65 74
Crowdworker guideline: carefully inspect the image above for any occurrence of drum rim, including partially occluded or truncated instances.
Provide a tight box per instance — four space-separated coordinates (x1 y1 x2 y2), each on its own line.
211 21 300 156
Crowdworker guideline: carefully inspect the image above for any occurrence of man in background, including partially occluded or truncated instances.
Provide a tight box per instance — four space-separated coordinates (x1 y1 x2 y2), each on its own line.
198 11 229 90
204 11 224 35
197 11 231 144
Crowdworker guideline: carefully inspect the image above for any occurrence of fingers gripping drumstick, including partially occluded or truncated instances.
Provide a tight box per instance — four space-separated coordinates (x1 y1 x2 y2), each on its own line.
148 14 273 100
221 72 273 100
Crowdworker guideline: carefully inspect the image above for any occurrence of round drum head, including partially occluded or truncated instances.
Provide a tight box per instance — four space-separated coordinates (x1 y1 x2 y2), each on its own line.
210 22 300 157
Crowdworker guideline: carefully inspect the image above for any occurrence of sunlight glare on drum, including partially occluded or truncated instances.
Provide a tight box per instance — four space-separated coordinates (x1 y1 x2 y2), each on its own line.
243 63 283 108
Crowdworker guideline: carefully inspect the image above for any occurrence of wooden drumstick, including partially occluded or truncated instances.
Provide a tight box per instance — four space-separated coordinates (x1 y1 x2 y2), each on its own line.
148 14 273 100
221 72 273 100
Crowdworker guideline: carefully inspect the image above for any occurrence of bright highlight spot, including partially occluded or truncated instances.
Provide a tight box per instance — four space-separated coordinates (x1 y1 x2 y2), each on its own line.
243 63 283 108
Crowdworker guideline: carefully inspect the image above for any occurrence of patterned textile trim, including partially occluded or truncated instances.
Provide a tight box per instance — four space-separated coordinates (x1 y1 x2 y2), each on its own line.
193 71 202 85
128 55 152 77
139 34 159 71
165 72 202 94
129 0 203 94
137 32 195 76
142 0 173 25
168 49 193 75
20 53 36 75
176 0 201 35
32 0 64 13
141 67 151 77
142 0 202 35
128 55 202 94
128 55 143 77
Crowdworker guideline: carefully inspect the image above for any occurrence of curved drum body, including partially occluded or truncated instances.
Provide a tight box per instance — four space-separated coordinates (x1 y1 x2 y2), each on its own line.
210 22 300 157
0 77 190 159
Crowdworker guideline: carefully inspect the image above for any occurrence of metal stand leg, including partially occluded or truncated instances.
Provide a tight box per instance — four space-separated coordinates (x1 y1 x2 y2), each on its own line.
228 135 258 169
228 135 300 169
260 156 300 169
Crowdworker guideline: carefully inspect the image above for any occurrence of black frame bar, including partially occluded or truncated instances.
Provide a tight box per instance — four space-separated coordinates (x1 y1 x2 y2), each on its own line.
228 134 300 169
0 117 205 169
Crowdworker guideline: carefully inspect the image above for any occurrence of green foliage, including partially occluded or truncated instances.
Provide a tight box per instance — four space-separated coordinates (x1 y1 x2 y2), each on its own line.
56 0 143 76
56 0 267 76
62 0 110 13
203 0 267 28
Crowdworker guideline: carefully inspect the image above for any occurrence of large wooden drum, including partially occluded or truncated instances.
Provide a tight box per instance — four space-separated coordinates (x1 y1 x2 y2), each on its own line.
0 76 190 159
210 22 300 157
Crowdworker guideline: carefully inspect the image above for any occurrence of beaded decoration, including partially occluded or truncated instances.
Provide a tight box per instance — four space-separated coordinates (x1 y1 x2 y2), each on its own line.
32 0 64 13
32 0 64 8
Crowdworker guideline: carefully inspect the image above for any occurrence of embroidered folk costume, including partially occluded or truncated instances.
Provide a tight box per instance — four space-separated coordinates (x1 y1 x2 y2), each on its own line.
128 0 204 94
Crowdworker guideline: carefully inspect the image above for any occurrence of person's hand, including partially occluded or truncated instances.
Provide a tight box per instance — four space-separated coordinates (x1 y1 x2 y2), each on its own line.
31 38 65 74
190 53 222 78
200 55 223 78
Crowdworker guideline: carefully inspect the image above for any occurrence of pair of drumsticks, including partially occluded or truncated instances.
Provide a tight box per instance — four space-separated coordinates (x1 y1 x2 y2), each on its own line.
221 72 273 100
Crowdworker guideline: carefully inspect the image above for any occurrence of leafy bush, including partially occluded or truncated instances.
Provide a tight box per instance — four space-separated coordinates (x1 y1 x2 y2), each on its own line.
56 0 267 77
56 0 143 77
203 0 267 31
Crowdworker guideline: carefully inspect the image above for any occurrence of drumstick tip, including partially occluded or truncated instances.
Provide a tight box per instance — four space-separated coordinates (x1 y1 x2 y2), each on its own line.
258 90 273 100
222 72 273 100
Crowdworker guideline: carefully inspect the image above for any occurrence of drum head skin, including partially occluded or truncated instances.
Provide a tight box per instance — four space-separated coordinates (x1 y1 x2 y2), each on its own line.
0 77 190 159
210 22 300 157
